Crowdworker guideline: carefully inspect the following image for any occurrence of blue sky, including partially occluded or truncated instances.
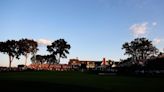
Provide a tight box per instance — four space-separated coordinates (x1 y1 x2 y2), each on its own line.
0 0 164 66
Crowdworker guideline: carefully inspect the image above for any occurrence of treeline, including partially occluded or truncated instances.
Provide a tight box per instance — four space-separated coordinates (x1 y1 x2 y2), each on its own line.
0 38 71 68
119 37 164 75
31 39 71 67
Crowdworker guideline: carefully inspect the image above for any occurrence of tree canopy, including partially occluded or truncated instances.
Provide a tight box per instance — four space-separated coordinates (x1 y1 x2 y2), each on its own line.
47 39 71 64
122 37 158 64
18 38 38 65
0 40 20 68
0 38 38 67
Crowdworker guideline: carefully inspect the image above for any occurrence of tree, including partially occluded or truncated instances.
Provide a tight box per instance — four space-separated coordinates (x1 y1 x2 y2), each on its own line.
19 38 38 66
122 37 158 64
47 39 71 64
46 54 57 67
31 55 37 64
31 54 57 68
0 40 20 68
0 42 4 53
35 55 46 64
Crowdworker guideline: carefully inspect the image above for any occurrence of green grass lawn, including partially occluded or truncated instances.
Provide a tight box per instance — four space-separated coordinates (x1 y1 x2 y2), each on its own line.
0 71 164 92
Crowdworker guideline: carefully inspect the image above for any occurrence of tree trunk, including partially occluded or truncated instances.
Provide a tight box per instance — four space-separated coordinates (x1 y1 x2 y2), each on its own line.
9 55 12 68
57 54 60 64
58 57 60 64
8 55 13 69
25 54 28 66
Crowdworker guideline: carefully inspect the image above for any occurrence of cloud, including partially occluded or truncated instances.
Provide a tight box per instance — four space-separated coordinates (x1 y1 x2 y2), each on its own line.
153 38 164 45
152 22 157 26
37 39 52 46
153 38 161 45
129 22 148 37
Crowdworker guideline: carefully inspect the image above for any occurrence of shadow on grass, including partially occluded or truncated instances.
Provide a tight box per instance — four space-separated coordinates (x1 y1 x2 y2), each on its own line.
0 80 109 92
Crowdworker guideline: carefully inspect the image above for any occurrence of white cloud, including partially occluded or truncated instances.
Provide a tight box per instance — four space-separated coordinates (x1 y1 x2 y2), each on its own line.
129 22 148 37
152 22 157 26
153 38 161 45
37 39 52 46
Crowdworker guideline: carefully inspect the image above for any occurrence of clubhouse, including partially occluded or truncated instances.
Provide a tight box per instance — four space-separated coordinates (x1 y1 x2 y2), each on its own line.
28 58 115 71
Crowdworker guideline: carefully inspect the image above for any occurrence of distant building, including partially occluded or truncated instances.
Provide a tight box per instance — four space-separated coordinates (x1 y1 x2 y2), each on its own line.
101 58 109 66
28 58 119 71
68 58 119 71
68 59 101 69
18 64 27 70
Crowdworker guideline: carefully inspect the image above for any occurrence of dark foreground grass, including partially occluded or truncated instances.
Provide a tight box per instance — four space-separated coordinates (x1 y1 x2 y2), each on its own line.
0 71 164 92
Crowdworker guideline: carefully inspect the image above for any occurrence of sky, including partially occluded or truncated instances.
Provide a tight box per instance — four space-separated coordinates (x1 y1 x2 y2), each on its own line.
0 0 164 67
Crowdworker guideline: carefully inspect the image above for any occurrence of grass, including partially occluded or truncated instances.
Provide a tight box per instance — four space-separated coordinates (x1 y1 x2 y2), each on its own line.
0 71 164 92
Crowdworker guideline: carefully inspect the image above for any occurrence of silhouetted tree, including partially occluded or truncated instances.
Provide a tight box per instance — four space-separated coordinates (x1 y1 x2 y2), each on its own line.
0 42 4 53
31 55 37 64
145 57 164 70
122 37 158 65
45 54 56 64
47 39 71 64
19 38 38 66
31 54 57 68
31 55 44 64
0 40 20 68
158 52 164 57
31 54 47 69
